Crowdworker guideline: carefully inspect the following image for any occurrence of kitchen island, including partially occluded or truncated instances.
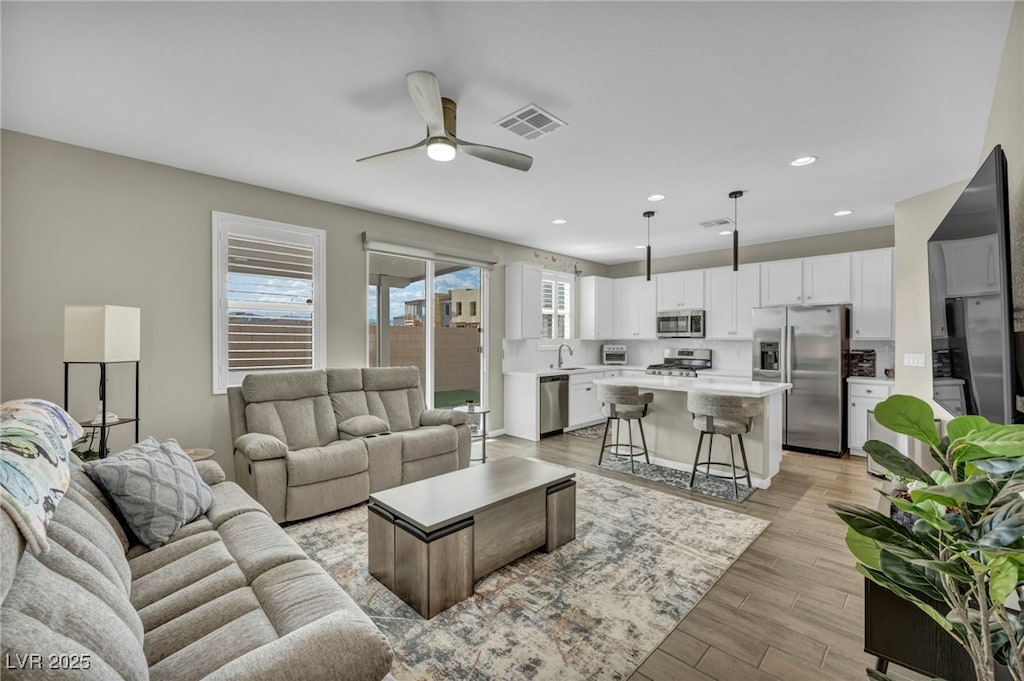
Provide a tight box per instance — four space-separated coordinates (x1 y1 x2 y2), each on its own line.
593 375 791 488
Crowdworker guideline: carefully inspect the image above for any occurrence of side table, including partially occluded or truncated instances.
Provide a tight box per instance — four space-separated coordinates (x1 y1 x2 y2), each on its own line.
454 406 489 463
184 447 215 462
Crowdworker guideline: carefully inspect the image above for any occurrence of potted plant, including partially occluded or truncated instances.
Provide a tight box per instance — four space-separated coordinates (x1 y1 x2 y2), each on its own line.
829 394 1024 681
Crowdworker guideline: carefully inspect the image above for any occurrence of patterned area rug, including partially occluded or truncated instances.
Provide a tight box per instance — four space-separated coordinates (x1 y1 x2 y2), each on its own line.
285 464 769 681
597 458 757 503
566 424 606 439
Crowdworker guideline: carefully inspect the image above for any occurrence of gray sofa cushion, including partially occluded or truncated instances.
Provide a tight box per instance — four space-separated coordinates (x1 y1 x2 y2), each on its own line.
241 371 327 403
399 426 458 463
331 391 371 423
420 408 469 427
286 441 368 487
326 368 363 393
361 366 421 391
366 387 425 433
85 438 215 549
245 395 336 450
338 415 390 438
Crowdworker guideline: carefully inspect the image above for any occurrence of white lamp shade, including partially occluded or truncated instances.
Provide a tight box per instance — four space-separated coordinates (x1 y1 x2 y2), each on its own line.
64 305 141 362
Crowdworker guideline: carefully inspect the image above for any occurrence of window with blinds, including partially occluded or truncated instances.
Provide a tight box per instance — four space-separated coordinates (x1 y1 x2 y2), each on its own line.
212 212 325 393
541 275 571 340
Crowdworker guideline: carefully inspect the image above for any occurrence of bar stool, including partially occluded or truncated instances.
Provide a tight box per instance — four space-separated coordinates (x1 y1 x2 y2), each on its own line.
687 392 762 498
596 383 654 472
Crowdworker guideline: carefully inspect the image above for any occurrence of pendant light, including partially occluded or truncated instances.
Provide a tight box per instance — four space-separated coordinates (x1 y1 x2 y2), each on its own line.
643 211 655 281
729 190 743 271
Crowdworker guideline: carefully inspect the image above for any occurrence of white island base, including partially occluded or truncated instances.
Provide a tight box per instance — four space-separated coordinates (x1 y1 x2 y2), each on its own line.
593 375 791 489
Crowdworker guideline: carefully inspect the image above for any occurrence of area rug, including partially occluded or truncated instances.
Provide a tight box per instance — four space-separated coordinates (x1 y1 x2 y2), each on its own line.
566 424 606 439
285 464 769 681
597 458 757 503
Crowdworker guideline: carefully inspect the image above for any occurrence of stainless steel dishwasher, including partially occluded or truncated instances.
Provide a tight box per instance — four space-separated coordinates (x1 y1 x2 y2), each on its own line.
539 374 569 436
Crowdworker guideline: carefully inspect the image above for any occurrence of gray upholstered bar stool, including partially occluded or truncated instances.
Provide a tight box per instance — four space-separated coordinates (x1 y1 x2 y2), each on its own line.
596 383 654 472
687 392 762 498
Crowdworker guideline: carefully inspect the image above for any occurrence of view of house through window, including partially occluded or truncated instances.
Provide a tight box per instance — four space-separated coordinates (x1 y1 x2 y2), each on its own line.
367 253 483 408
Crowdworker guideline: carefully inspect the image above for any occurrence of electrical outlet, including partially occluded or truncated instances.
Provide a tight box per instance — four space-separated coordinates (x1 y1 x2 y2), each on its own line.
903 353 927 368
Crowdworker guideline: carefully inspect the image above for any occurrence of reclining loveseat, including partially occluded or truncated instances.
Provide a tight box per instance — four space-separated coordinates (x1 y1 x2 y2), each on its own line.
227 366 470 523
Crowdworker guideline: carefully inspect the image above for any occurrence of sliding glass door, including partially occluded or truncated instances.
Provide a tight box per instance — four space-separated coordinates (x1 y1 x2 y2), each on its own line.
367 253 485 408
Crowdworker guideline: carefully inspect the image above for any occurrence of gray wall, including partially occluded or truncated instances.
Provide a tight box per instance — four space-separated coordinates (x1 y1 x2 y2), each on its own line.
0 131 608 475
894 1 1023 411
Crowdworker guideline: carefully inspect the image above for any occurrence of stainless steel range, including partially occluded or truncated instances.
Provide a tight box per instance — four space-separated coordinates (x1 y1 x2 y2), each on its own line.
646 348 712 377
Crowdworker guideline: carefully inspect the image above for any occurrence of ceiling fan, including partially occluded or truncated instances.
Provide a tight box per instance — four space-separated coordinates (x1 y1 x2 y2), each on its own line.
357 71 533 172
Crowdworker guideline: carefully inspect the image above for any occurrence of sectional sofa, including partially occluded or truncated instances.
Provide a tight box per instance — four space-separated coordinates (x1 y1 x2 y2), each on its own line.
228 366 470 523
0 415 393 681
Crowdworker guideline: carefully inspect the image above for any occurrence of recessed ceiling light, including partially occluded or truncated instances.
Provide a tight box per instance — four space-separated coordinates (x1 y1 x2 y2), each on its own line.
647 194 666 202
790 156 818 167
833 210 854 217
634 244 646 249
552 218 567 225
719 230 732 236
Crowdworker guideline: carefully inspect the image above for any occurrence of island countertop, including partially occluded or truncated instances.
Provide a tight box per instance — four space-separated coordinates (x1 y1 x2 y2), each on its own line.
594 374 792 398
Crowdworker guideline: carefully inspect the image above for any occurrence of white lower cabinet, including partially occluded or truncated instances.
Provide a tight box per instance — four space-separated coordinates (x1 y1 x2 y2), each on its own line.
848 381 894 455
568 371 616 429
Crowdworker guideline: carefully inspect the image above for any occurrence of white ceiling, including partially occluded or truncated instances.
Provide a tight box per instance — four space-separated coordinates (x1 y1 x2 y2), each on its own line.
1 2 1015 265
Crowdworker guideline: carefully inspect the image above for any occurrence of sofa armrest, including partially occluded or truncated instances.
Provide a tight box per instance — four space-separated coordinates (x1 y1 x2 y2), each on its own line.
234 433 288 461
420 408 468 427
195 460 227 485
201 612 393 681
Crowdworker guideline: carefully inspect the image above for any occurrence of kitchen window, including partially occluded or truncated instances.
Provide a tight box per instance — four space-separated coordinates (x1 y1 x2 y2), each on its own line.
542 273 572 340
211 211 326 393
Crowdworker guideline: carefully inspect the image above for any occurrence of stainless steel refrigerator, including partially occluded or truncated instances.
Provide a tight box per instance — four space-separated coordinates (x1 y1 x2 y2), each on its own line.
752 305 849 457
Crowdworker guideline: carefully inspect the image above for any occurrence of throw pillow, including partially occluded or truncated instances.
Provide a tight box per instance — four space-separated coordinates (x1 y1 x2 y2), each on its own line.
338 415 390 439
84 437 215 549
0 399 83 554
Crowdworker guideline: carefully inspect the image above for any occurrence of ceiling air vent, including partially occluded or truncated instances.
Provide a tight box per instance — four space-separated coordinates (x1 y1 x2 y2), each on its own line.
495 104 567 141
699 218 734 229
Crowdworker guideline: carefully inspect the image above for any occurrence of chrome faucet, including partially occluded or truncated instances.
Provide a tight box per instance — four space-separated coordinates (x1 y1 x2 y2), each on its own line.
557 343 574 368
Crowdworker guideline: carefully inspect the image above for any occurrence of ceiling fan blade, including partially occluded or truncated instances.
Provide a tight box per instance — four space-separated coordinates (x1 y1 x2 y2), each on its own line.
454 138 533 172
356 138 427 164
406 71 446 138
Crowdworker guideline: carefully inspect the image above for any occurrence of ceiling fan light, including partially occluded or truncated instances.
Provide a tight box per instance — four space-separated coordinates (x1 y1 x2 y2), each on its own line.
426 138 456 162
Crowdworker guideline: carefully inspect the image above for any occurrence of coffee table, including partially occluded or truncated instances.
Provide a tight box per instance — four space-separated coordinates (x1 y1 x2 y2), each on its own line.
367 457 576 618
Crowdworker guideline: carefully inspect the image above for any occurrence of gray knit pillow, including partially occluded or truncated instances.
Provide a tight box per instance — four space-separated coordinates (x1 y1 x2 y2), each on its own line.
84 437 215 548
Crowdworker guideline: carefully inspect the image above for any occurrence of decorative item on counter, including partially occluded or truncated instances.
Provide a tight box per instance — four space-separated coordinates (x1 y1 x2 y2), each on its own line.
932 350 952 377
848 349 876 377
884 368 895 379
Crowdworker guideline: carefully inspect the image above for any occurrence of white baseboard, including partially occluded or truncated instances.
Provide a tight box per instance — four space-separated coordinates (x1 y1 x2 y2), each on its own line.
484 428 506 438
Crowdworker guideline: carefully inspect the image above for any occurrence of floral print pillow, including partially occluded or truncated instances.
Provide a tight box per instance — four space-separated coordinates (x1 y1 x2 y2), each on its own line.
1 399 83 554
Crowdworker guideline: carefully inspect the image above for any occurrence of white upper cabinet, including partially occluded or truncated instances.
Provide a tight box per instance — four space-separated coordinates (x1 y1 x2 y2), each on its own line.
656 270 704 311
942 235 1000 296
760 254 852 306
505 262 543 339
759 259 804 306
851 249 894 340
705 265 760 339
802 253 852 304
613 276 657 339
579 275 615 340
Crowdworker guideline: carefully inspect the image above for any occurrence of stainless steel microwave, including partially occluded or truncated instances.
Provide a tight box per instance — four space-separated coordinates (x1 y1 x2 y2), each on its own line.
656 310 705 338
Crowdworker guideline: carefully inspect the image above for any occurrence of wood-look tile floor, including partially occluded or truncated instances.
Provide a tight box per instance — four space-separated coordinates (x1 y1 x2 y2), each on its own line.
481 433 928 681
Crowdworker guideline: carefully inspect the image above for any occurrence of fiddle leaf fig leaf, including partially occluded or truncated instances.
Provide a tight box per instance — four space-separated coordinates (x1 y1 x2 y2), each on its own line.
845 527 882 570
962 425 1024 459
911 479 996 507
864 439 935 485
946 415 992 442
874 395 940 449
989 556 1018 605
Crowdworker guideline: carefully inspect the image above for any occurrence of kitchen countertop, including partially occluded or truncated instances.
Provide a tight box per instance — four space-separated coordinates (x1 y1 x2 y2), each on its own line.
503 364 648 377
847 376 895 385
596 374 792 398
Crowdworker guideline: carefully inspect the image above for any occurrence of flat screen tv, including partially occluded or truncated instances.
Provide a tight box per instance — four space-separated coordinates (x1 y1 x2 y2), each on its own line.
927 145 1018 424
